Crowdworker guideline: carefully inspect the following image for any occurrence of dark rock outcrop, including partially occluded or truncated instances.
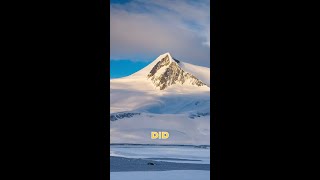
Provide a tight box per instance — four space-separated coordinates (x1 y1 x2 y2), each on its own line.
147 55 207 90
110 112 141 121
189 112 210 119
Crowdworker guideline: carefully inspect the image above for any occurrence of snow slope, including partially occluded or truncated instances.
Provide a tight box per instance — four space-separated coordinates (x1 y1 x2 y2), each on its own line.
110 52 210 145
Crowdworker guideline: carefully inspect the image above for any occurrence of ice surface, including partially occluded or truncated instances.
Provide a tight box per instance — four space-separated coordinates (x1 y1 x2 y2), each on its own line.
111 170 210 180
110 145 210 164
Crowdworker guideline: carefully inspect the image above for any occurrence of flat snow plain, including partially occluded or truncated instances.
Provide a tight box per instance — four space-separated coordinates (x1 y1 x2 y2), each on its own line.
110 144 210 180
111 170 210 180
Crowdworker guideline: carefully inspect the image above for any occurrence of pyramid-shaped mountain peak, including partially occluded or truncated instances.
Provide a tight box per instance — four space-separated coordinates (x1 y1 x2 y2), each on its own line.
147 53 207 90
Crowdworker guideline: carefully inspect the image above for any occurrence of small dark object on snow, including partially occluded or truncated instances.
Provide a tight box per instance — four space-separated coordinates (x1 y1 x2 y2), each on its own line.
147 162 155 165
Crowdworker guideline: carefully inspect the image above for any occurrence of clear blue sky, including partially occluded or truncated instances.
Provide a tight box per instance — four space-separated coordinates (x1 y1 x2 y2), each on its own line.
110 60 151 78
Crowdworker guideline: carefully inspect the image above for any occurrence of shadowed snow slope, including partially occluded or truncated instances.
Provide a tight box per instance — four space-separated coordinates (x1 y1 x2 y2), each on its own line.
110 52 210 145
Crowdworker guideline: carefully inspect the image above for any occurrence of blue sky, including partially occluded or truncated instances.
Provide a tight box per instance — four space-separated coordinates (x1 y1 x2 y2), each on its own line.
110 60 151 78
110 0 210 78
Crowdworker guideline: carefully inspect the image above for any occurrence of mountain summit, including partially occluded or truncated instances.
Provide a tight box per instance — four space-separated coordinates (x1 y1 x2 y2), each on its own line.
129 52 210 90
146 53 207 90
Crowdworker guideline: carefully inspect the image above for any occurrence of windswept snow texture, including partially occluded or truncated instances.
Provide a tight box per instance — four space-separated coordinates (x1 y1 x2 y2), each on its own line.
110 52 210 145
110 144 210 164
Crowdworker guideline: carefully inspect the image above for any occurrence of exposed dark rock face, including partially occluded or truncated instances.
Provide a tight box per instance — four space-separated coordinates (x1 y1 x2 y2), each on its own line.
189 112 210 119
148 55 171 77
194 145 210 149
172 57 180 63
110 112 141 121
147 55 207 90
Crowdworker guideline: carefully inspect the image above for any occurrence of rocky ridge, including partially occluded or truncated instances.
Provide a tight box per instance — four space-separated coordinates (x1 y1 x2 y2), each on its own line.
147 55 207 90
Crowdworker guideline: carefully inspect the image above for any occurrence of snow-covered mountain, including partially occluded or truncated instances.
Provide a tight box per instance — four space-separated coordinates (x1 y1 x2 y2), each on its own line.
110 52 210 145
147 54 207 90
